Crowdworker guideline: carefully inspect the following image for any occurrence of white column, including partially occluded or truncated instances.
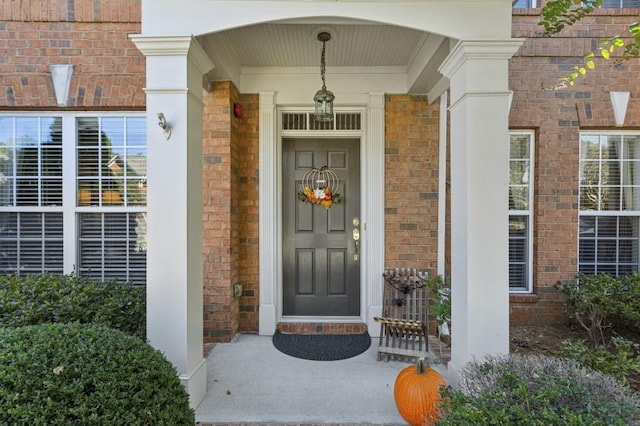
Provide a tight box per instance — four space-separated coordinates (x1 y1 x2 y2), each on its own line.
259 91 278 336
366 92 385 332
438 39 523 374
129 35 214 408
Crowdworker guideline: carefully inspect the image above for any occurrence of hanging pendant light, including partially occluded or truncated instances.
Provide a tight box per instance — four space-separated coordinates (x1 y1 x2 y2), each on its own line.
313 32 335 122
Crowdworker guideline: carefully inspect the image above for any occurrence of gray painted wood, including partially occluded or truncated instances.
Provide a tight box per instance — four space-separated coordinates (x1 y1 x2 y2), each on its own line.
282 137 360 316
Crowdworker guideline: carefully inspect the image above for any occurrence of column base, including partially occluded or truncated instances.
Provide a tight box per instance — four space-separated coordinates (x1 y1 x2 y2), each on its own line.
259 303 277 336
179 358 207 409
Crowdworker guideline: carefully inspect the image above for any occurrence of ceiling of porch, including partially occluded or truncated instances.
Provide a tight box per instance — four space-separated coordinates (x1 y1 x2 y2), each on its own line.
197 20 453 96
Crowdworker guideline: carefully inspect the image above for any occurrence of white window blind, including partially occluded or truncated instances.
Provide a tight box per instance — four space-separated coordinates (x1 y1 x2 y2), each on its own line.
78 212 146 285
77 117 147 207
0 212 63 274
0 116 64 274
509 132 534 292
0 114 146 284
600 0 640 7
76 116 146 286
0 116 63 207
579 133 640 275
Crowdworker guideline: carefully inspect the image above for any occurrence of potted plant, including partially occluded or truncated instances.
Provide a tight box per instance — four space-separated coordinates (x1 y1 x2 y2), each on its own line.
426 275 451 342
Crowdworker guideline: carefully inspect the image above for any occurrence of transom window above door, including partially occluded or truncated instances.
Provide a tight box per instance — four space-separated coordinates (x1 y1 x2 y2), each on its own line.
281 112 362 131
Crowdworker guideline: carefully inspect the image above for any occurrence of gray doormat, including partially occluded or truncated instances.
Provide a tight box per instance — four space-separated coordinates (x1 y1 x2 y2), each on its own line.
272 330 371 361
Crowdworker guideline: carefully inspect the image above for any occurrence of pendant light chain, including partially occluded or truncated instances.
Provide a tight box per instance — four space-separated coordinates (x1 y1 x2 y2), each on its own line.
320 39 327 91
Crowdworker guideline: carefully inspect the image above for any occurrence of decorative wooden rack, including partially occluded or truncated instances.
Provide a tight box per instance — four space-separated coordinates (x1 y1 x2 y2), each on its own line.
374 268 429 362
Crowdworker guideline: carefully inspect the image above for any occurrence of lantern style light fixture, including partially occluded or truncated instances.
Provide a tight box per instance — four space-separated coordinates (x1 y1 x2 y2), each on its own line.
313 32 335 122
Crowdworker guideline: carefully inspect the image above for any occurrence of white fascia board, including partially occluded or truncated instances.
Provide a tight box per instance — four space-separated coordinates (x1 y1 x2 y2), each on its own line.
406 33 446 88
142 1 513 40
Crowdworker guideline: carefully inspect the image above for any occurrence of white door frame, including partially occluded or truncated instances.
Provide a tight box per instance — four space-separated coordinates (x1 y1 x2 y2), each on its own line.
259 93 386 335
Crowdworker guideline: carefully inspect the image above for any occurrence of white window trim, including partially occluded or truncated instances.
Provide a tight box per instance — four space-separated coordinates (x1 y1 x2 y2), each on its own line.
0 112 146 278
509 130 535 293
578 130 640 275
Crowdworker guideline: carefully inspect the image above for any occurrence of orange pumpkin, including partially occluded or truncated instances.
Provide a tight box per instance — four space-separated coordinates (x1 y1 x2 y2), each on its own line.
394 356 447 426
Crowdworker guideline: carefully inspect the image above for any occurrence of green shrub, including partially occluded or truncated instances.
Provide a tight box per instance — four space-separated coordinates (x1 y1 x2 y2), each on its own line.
0 323 194 425
437 354 640 425
0 273 145 339
558 337 640 385
556 273 640 346
426 275 451 325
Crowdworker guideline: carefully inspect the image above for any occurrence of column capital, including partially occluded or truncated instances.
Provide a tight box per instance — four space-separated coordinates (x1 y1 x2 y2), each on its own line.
129 35 214 76
438 39 524 80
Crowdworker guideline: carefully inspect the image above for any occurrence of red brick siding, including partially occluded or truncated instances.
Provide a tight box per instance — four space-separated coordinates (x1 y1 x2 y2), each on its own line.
202 82 235 342
0 0 141 22
202 82 260 342
235 93 260 333
509 9 640 325
384 94 440 275
7 0 640 338
0 0 144 109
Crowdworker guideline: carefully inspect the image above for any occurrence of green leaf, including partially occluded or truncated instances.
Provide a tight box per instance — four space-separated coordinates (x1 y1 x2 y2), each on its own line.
601 49 610 59
586 60 595 69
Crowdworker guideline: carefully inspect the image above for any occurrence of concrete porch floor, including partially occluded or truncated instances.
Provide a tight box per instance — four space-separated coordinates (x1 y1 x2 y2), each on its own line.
196 333 451 425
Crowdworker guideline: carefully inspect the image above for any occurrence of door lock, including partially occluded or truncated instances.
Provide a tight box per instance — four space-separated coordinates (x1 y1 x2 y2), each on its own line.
352 226 360 262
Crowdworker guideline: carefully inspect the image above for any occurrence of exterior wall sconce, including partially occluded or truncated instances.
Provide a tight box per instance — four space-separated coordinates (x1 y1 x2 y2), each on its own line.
313 32 335 122
610 91 630 127
50 64 74 106
157 113 172 140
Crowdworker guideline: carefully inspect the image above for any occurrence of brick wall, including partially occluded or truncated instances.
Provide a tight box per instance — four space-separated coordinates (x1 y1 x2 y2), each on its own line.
384 94 440 274
202 81 235 342
0 0 144 109
202 81 260 342
235 93 260 333
7 0 640 336
509 8 640 325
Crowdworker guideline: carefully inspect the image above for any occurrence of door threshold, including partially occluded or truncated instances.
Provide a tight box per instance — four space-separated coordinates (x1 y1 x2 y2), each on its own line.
280 316 364 323
277 318 368 334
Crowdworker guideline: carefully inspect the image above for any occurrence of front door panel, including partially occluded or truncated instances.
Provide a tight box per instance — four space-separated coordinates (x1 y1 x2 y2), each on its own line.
282 138 360 316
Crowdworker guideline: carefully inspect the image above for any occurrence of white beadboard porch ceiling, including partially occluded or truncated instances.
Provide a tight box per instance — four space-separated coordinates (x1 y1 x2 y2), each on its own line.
197 20 452 95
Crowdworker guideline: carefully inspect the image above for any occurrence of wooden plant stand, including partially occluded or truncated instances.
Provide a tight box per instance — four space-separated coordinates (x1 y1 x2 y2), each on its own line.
374 268 431 362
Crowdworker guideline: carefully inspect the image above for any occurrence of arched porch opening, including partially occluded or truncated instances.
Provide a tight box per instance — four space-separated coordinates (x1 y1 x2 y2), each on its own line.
131 0 522 407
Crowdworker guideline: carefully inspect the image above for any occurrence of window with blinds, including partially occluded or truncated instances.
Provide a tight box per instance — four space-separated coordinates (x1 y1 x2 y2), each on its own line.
0 114 146 285
0 116 64 274
512 0 536 7
509 132 534 292
579 133 640 275
76 117 147 286
0 212 63 274
77 117 147 207
600 0 640 7
78 212 146 285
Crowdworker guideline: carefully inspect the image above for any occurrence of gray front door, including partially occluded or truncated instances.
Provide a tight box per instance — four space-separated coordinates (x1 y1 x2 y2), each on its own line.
282 138 361 316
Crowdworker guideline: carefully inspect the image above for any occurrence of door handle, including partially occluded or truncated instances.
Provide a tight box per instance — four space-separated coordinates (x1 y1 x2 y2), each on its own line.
352 228 360 262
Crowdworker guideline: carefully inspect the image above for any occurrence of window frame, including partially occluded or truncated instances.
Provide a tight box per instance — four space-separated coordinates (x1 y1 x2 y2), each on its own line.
599 0 640 8
578 131 640 275
0 112 146 283
512 0 537 8
509 130 535 293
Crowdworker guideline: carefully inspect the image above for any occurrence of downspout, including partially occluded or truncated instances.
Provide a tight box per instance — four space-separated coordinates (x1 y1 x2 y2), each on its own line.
437 91 448 277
